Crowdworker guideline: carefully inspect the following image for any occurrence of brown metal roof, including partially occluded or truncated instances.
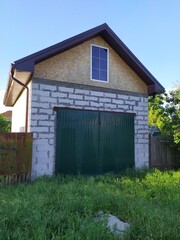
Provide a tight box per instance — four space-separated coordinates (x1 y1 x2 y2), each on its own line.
4 23 164 106
1 110 12 120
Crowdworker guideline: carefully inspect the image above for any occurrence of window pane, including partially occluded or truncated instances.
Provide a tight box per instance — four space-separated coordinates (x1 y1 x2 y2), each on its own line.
100 48 107 59
100 70 107 81
92 69 99 80
92 46 99 58
92 57 99 69
91 45 108 81
100 59 107 70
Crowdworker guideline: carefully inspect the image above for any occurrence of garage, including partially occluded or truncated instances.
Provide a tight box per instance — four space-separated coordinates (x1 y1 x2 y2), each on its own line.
55 108 134 175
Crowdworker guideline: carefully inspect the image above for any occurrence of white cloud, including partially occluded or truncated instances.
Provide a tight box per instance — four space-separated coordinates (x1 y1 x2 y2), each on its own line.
0 89 12 113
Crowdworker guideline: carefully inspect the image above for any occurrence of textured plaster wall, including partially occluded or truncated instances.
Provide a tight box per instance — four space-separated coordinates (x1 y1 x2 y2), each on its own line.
34 37 147 94
30 79 149 178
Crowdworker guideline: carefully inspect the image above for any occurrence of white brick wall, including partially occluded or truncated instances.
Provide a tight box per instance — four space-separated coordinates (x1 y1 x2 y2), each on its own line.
30 80 149 178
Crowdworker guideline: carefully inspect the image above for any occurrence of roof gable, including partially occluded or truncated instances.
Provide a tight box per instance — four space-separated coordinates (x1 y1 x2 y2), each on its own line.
13 23 164 94
34 36 148 94
4 23 165 106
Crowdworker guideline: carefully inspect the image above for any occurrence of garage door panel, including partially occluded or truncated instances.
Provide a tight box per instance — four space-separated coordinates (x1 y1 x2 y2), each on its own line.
56 109 134 174
56 127 77 174
81 126 99 174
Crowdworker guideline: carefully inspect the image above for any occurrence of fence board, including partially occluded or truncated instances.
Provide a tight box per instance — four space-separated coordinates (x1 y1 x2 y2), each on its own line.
149 136 180 170
0 133 32 185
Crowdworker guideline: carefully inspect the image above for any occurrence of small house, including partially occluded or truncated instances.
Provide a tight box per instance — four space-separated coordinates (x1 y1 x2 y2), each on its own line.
3 24 164 177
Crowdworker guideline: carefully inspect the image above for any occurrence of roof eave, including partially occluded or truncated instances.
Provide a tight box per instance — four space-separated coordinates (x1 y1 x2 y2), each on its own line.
3 65 32 106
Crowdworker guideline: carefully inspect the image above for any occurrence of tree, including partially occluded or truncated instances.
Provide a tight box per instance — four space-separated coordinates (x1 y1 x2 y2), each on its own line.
0 114 11 132
148 86 180 149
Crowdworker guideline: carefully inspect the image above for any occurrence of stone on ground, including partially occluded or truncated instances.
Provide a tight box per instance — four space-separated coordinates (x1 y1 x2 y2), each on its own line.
95 212 130 238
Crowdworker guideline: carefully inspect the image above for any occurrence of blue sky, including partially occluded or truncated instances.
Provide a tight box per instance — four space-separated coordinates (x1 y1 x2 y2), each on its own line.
0 0 180 111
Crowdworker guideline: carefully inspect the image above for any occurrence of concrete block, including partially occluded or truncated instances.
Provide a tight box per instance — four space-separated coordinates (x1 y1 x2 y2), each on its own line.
138 120 147 125
99 97 111 103
136 134 143 138
31 120 37 126
140 111 148 116
75 89 90 95
40 84 57 91
37 144 54 152
32 133 38 139
50 127 55 133
31 95 38 102
69 94 83 100
40 96 57 103
137 129 148 134
34 90 50 97
90 102 103 107
133 106 144 111
50 115 55 121
32 83 39 90
90 91 104 97
75 100 89 106
112 99 124 105
138 102 148 107
104 103 116 109
38 121 54 127
85 106 98 111
117 94 129 100
31 114 49 120
85 96 98 101
135 116 144 120
138 139 149 144
39 133 54 139
118 105 129 110
104 92 116 98
144 107 148 111
135 160 149 168
31 108 38 114
143 98 148 103
58 99 74 105
126 110 134 113
58 86 74 93
32 102 50 109
129 96 140 101
31 126 49 133
136 143 146 149
49 139 54 145
51 92 67 98
36 139 49 145
39 109 53 114
125 100 136 105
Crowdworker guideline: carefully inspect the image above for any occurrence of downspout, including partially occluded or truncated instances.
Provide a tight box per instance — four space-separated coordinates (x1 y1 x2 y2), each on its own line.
11 69 29 133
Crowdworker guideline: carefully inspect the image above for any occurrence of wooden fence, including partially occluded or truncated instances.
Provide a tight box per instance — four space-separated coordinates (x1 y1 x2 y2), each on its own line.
0 133 32 185
149 135 180 170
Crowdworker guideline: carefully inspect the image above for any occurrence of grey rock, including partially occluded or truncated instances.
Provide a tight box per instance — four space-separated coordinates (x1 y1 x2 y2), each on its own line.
95 212 130 238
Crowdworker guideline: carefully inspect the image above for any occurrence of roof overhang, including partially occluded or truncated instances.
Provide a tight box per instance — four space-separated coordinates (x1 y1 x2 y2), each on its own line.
4 23 164 106
3 65 32 106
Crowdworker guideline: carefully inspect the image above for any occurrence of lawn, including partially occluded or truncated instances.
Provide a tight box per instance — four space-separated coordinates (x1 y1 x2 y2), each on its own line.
0 169 180 239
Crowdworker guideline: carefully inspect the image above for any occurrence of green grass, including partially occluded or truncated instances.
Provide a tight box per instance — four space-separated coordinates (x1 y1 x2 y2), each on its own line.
0 169 180 239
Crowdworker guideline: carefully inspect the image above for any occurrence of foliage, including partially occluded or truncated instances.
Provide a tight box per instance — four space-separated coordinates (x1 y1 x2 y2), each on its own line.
148 86 180 149
0 114 11 132
0 170 180 239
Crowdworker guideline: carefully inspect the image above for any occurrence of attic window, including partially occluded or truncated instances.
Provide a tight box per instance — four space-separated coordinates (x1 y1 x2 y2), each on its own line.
91 45 109 82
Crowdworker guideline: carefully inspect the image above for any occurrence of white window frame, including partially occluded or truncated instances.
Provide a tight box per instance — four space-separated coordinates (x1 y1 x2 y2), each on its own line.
90 44 109 83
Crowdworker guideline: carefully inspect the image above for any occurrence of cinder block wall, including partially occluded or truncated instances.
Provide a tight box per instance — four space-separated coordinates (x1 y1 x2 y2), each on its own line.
30 78 149 178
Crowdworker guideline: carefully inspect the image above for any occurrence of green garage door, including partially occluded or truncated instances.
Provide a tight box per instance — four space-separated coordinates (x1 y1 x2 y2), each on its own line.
55 109 134 175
